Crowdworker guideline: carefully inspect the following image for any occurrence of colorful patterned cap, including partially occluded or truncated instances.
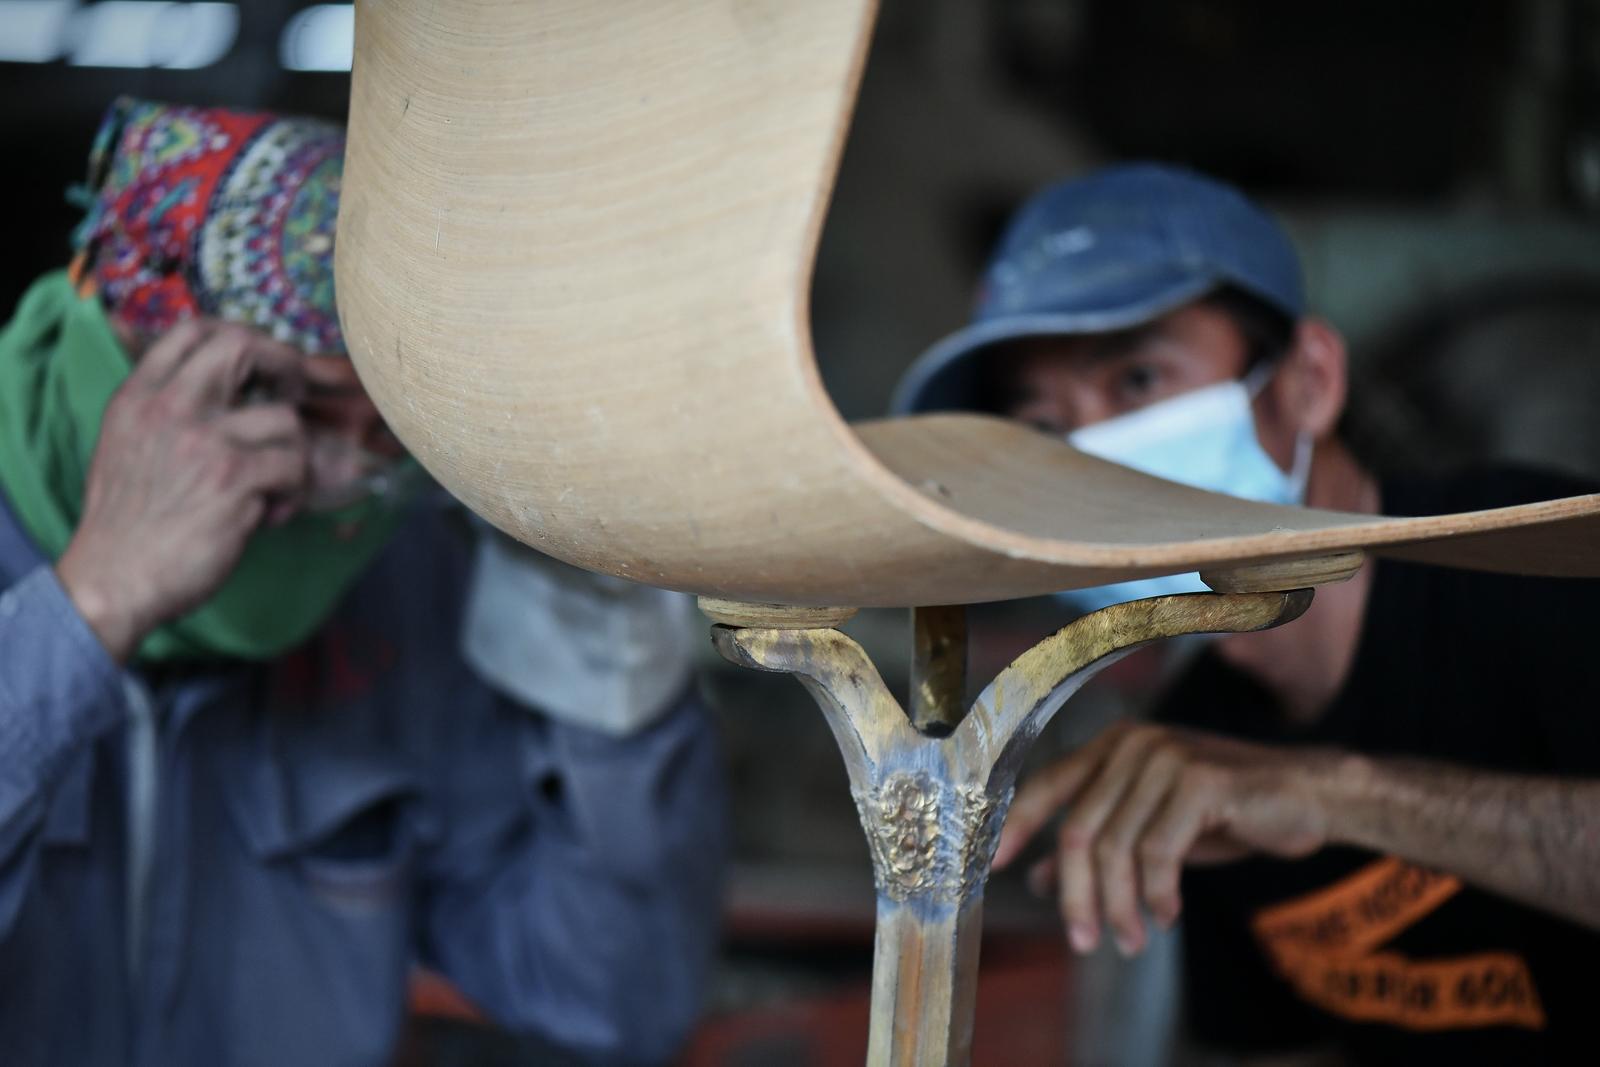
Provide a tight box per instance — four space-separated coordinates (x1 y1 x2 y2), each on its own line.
73 96 346 355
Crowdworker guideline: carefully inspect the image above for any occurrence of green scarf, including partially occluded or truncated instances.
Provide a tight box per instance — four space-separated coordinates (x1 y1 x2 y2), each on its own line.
0 271 406 662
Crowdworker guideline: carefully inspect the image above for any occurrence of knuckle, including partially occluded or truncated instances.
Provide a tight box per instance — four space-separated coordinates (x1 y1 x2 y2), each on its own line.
1093 838 1123 868
1145 878 1175 904
1114 724 1165 760
1146 889 1178 922
212 321 252 346
1113 723 1151 749
1138 838 1174 867
1149 743 1188 775
1093 722 1132 749
202 326 251 368
273 406 306 438
1150 739 1183 763
1178 763 1218 794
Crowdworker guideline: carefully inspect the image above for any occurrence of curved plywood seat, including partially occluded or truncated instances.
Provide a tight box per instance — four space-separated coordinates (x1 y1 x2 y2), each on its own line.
335 0 1600 607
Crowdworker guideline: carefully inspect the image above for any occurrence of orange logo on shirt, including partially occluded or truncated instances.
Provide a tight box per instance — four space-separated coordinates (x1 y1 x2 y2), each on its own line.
1250 857 1545 1031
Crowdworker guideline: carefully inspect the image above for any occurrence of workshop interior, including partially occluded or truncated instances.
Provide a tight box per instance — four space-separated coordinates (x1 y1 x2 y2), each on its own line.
3 2 1600 1065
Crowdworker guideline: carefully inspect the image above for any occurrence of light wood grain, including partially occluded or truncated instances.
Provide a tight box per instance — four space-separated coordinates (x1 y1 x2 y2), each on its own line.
336 0 1600 609
697 598 857 630
1201 551 1366 593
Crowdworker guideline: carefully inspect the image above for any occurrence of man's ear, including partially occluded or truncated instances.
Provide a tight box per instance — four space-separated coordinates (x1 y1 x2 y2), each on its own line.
1280 317 1347 439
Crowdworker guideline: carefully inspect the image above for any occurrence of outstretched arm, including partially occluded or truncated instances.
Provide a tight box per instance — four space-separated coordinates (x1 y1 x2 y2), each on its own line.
993 722 1600 956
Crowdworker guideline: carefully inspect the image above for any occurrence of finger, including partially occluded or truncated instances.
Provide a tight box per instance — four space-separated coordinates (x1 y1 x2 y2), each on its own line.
1098 744 1186 955
994 724 1129 869
1058 818 1097 953
1027 855 1058 898
216 403 305 448
232 437 310 500
241 336 309 405
129 318 214 385
222 406 309 524
1057 727 1164 954
265 496 301 527
1137 771 1217 929
301 353 360 390
1186 835 1252 866
170 325 305 411
231 493 268 534
164 325 253 409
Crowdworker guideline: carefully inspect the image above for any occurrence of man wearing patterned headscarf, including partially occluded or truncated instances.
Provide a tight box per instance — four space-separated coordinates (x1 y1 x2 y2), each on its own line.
0 99 724 1066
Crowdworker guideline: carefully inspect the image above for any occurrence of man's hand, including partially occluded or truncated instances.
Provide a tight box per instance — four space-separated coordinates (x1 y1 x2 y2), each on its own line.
56 320 310 662
993 722 1340 957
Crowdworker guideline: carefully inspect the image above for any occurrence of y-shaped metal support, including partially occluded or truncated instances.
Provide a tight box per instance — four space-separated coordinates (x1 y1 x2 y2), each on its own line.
706 590 1312 1067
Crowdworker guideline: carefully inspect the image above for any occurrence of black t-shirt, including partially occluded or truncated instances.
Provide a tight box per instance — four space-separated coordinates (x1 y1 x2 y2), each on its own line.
1157 466 1600 1066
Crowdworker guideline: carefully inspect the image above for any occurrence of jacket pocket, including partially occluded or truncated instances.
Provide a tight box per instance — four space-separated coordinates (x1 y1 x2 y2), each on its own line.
294 794 421 914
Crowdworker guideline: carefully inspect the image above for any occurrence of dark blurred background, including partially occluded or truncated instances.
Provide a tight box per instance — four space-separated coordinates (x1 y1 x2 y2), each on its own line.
5 2 1600 1064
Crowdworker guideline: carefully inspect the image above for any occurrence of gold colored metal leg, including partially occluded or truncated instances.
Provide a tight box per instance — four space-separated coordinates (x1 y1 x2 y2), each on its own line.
706 590 1312 1067
910 605 968 737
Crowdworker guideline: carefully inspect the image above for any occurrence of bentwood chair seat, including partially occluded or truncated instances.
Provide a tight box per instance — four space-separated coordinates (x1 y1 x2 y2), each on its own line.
335 0 1600 607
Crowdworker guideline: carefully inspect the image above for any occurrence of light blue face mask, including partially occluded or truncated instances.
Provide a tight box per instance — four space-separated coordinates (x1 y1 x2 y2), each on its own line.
1053 363 1312 616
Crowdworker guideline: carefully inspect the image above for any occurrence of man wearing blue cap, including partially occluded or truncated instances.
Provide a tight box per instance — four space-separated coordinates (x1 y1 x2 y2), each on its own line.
895 164 1600 1063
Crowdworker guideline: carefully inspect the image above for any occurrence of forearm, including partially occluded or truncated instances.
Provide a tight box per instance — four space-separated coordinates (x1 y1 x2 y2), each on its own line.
0 567 125 804
1319 752 1600 929
0 566 125 930
55 544 152 663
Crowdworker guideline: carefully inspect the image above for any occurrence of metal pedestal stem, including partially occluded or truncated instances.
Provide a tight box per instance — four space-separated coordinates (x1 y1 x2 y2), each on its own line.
708 590 1312 1067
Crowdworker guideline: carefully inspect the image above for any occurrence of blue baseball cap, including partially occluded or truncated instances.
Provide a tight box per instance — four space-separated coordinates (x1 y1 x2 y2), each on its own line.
891 164 1305 415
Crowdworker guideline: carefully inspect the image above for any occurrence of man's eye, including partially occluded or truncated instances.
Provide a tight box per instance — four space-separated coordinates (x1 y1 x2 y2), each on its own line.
1116 363 1160 398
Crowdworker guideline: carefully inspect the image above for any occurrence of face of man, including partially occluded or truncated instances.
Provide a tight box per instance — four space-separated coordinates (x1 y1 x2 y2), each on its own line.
986 295 1348 481
298 357 409 511
991 302 1252 435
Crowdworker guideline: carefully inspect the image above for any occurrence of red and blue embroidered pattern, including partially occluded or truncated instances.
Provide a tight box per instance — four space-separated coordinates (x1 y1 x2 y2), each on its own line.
75 97 347 355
